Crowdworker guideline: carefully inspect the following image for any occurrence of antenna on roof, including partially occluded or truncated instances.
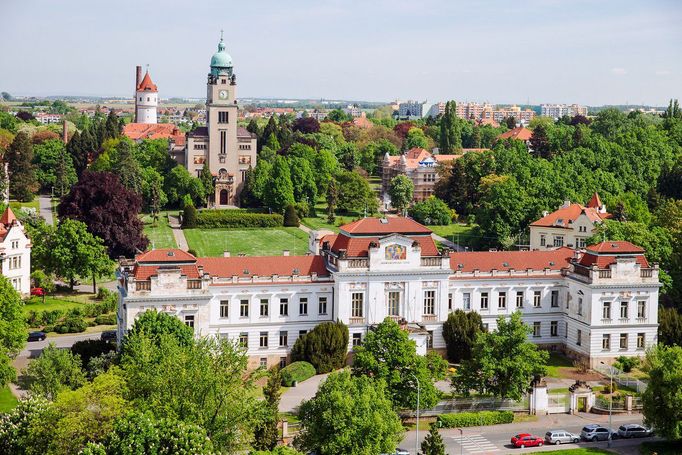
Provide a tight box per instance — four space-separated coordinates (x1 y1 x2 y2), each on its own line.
220 29 224 40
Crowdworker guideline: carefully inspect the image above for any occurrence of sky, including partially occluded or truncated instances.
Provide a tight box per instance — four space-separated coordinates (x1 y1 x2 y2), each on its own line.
1 0 681 106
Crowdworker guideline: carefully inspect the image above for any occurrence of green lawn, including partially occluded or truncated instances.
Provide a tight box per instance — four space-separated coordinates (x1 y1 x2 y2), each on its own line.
545 352 575 378
184 227 309 257
428 224 476 246
23 295 88 316
9 199 40 214
302 215 341 233
539 450 613 455
0 386 18 413
142 212 177 249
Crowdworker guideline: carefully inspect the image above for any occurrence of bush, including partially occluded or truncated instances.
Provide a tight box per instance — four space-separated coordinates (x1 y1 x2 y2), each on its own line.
43 325 55 333
30 270 55 293
602 382 619 394
26 310 39 327
408 196 453 225
280 361 316 386
182 204 198 228
71 339 116 368
194 210 284 228
41 309 64 325
283 204 300 227
96 287 112 300
614 355 640 373
291 322 349 373
187 248 197 256
95 313 116 325
437 411 514 428
54 316 87 334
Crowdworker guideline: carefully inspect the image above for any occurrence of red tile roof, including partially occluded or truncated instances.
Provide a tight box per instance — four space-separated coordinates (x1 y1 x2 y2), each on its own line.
585 241 644 254
530 203 610 228
0 207 17 226
197 255 329 278
133 264 200 280
137 71 157 92
340 217 432 235
123 123 184 143
497 126 533 141
449 247 574 273
135 248 197 263
586 192 603 209
328 235 439 257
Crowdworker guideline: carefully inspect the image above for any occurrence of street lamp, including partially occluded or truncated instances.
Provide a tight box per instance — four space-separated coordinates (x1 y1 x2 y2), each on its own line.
457 427 463 455
411 373 420 455
601 361 613 448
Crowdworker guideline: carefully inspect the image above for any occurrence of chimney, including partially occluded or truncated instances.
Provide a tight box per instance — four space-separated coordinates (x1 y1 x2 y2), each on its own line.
283 250 290 256
561 200 571 209
62 120 68 144
223 251 230 257
135 65 142 122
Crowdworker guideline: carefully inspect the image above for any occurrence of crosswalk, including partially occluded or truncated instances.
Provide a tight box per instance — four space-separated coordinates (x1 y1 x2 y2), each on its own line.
450 434 500 454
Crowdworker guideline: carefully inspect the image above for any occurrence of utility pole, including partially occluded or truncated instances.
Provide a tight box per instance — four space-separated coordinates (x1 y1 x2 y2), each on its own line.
412 373 421 455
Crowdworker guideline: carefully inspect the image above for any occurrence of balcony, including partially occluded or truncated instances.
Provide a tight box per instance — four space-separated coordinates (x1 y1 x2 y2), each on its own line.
640 269 654 278
347 259 369 268
422 315 437 322
349 317 365 325
598 270 612 279
420 257 442 267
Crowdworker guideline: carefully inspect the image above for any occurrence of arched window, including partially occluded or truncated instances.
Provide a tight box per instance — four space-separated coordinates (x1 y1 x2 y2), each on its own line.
219 189 228 205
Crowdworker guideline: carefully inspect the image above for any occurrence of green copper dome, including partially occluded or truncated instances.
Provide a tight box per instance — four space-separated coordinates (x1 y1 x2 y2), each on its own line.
210 37 233 77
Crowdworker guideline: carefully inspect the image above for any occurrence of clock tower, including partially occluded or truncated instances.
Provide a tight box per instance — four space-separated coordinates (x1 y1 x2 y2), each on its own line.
185 33 257 207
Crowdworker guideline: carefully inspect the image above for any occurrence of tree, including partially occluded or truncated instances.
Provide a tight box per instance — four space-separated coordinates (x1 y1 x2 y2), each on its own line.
408 196 453 225
420 424 445 455
529 124 550 158
0 276 26 387
293 117 320 134
475 174 530 248
295 370 404 455
140 167 167 222
123 309 194 349
388 174 414 214
326 178 338 224
442 310 483 363
21 343 86 400
33 139 77 193
453 312 549 400
251 447 305 455
112 139 142 194
66 131 88 178
264 156 295 212
327 109 351 123
405 127 429 150
335 170 378 214
504 116 517 129
6 131 38 201
283 204 299 227
641 345 682 440
439 101 462 153
253 367 282 451
164 165 206 207
659 307 682 347
58 171 149 258
291 321 349 373
289 156 317 209
199 163 214 207
338 142 359 171
0 396 54 455
352 318 441 409
104 111 120 140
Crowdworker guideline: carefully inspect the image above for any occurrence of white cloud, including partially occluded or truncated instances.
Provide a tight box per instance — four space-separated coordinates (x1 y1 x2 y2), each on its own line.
611 67 628 75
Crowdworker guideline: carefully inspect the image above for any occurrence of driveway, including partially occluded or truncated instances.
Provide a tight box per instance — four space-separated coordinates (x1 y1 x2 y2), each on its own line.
39 194 54 225
279 373 329 413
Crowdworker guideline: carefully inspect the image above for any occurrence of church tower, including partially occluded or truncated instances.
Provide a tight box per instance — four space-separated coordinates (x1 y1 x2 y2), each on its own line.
135 69 158 124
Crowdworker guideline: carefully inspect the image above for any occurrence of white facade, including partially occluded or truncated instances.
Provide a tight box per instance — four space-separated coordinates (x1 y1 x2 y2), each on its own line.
530 197 609 251
0 208 31 296
136 91 158 124
541 104 588 119
118 220 658 369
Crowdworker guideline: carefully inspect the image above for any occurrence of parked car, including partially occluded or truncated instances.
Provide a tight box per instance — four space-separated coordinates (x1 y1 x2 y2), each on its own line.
618 424 653 438
511 434 544 448
101 330 117 341
27 331 46 342
30 287 45 297
545 430 580 445
581 425 618 442
394 449 409 455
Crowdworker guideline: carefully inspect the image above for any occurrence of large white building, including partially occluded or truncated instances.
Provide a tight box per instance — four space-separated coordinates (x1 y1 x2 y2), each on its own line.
117 218 659 369
0 207 31 296
541 104 588 119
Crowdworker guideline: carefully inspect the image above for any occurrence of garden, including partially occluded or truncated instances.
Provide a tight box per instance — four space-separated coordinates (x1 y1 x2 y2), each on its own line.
184 227 309 257
142 212 176 249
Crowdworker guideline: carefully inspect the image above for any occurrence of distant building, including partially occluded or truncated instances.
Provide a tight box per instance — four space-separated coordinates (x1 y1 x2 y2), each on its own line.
343 104 362 118
489 105 536 124
395 100 438 120
530 193 611 250
496 126 533 144
134 68 158 124
541 104 588 119
34 113 63 125
0 207 31 296
296 109 328 121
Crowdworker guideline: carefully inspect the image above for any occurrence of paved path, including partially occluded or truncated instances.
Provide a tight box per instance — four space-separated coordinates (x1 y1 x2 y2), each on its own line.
279 373 329 413
39 194 54 225
431 233 465 252
168 215 189 251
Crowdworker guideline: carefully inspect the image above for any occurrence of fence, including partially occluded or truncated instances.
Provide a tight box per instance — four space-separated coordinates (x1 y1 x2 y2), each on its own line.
594 364 648 393
416 396 529 417
548 393 570 414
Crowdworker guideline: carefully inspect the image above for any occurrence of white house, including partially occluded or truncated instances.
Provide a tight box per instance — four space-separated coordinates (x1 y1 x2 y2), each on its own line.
117 218 659 369
0 207 31 296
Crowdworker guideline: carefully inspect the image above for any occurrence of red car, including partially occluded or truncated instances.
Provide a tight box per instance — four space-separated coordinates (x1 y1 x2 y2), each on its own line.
511 434 544 448
30 287 45 297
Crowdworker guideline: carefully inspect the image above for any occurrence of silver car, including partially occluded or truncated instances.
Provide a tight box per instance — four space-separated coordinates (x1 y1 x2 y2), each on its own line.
580 425 618 442
545 430 580 445
618 424 653 438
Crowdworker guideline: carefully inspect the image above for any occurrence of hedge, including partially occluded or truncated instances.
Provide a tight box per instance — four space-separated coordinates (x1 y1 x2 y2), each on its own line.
437 411 514 428
54 316 88 334
280 361 316 386
195 210 283 228
94 313 117 325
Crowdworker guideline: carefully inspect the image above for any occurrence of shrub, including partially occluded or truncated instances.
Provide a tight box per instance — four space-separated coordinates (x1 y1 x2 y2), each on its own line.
280 361 316 386
291 322 349 373
30 270 55 293
41 309 64 325
602 382 619 394
283 204 300 227
43 325 55 333
96 287 112 300
194 210 284 228
71 339 116 368
187 248 197 256
54 316 87 334
182 204 198 228
94 313 116 325
293 201 310 218
26 310 39 327
614 355 640 373
437 411 514 428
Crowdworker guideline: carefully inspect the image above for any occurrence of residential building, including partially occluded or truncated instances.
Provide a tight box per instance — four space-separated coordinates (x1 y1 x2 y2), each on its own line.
496 126 533 144
395 100 438 120
117 218 659 369
122 123 186 164
34 113 63 125
489 105 536 124
183 35 258 207
530 193 611 250
343 104 362 118
541 104 588 119
0 207 31 296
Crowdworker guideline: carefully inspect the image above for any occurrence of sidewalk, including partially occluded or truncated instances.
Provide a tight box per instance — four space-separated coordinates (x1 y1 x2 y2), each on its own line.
39 194 54 225
168 215 189 251
279 373 329 413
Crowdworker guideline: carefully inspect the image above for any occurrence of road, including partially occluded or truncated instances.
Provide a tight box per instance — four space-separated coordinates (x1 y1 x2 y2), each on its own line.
401 412 658 454
38 194 54 225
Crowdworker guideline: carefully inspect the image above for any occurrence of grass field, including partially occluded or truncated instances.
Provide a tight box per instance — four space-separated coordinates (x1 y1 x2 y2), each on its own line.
0 386 18 413
184 227 309 257
23 295 88 316
428 223 476 245
545 352 576 378
539 449 613 454
9 199 40 214
142 212 177 249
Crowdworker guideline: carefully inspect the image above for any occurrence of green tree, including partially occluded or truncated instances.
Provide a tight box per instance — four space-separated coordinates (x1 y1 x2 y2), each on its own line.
250 447 305 455
420 423 445 455
0 396 54 455
66 131 88 178
253 367 282 451
123 309 194 349
112 139 142 194
439 101 462 153
326 178 338 224
265 156 295 212
442 310 483 363
140 167 167 222
312 149 339 195
326 109 351 123
659 307 682 347
104 111 120 140
21 343 86 400
388 174 414 214
408 196 453 225
6 131 38 201
641 344 682 440
338 142 359 171
291 321 349 373
295 370 404 455
405 127 430 150
0 275 26 386
476 174 530 248
32 139 77 193
335 170 378 214
529 124 551 158
352 318 441 409
289 156 317 209
453 312 549 400
283 204 299 227
199 163 214 207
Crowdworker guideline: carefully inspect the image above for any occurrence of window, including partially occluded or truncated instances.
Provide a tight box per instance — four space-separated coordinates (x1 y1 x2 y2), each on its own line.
318 297 327 315
387 291 400 316
220 130 227 154
259 331 268 348
637 301 646 318
620 333 628 349
603 302 611 319
240 299 249 317
352 333 362 347
279 298 288 316
577 238 586 248
279 357 287 369
602 334 610 350
423 290 435 315
533 291 541 308
219 300 229 318
298 330 307 337
620 301 628 319
540 235 546 247
218 111 229 123
480 292 489 310
299 298 308 316
260 358 267 368
533 322 541 337
498 292 506 309
9 256 21 270
554 236 564 247
550 321 558 337
577 329 582 346
637 333 645 349
516 291 524 308
578 298 583 316
448 293 453 311
279 331 288 347
184 315 194 328
260 299 269 317
463 292 471 310
427 331 434 348
239 333 248 347
351 293 364 318
11 240 18 249
551 290 559 307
